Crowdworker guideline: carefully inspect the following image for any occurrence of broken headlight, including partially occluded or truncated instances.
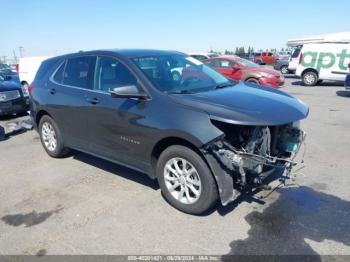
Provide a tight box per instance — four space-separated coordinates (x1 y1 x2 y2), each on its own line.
278 124 304 153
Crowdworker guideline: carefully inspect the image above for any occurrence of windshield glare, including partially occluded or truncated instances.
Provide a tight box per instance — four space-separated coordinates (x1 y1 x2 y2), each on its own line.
133 55 230 93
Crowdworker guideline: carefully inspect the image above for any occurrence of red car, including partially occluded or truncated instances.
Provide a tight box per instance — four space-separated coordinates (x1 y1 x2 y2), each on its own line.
203 56 284 88
251 52 278 65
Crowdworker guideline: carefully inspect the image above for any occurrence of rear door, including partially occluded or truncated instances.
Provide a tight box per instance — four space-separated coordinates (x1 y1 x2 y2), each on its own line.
217 59 243 80
48 56 96 149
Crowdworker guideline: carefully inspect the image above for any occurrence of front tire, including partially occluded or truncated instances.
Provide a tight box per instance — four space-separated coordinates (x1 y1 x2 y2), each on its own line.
39 115 70 158
156 145 219 215
302 71 318 86
280 65 289 74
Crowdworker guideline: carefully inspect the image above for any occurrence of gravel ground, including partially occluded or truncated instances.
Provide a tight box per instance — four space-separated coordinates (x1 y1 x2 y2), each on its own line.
0 76 349 258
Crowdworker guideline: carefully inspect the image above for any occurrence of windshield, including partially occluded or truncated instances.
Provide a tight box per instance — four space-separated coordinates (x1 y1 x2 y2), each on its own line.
291 47 301 58
235 57 260 68
133 54 232 93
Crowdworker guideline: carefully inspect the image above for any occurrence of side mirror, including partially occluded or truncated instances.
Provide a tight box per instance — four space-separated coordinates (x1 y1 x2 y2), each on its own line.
232 64 241 71
109 84 149 100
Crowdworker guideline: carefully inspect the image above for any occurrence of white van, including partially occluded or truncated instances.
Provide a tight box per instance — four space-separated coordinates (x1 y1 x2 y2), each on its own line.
18 56 51 87
295 43 350 86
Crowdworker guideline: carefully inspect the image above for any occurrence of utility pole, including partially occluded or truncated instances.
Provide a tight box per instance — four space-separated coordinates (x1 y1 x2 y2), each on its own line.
18 46 24 58
13 50 18 64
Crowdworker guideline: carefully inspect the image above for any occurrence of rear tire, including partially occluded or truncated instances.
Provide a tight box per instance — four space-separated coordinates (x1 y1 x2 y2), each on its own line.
156 145 219 215
302 71 318 86
39 115 70 158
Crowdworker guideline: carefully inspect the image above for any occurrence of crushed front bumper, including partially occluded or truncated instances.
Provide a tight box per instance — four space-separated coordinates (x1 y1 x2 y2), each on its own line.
201 132 305 206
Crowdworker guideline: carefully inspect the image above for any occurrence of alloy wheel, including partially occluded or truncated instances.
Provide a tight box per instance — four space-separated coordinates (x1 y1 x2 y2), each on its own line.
281 66 289 74
163 157 202 204
41 122 57 151
304 73 316 85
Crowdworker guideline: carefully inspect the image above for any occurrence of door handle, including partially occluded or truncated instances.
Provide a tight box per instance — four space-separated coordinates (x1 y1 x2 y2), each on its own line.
49 88 56 94
86 97 99 105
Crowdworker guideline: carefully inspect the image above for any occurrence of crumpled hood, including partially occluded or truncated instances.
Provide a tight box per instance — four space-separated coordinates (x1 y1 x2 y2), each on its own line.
171 82 309 126
0 80 21 92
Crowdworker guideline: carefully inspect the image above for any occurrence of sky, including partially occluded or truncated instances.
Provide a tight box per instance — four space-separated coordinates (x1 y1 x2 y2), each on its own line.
1 0 350 61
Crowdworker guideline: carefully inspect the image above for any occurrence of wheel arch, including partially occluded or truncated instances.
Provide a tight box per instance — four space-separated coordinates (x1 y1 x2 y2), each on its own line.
20 80 28 86
301 68 319 78
35 110 53 127
245 77 260 84
151 137 203 173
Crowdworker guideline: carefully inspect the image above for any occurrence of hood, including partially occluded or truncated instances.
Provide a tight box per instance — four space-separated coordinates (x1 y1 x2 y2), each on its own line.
0 80 21 92
171 82 309 126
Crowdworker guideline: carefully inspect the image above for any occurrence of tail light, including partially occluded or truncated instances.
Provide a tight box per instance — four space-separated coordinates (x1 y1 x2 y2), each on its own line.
298 53 303 64
16 64 19 73
28 84 33 95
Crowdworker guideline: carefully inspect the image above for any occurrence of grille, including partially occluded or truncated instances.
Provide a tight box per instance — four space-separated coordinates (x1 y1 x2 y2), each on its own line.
0 90 21 102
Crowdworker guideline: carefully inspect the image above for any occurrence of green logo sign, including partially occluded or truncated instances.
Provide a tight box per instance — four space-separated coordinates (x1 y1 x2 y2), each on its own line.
301 49 350 71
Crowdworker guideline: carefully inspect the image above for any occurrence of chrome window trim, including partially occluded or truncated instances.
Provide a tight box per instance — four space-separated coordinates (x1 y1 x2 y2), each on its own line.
49 55 151 97
49 56 97 92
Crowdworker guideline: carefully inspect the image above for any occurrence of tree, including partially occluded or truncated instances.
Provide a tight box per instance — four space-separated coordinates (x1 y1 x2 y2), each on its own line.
235 47 239 55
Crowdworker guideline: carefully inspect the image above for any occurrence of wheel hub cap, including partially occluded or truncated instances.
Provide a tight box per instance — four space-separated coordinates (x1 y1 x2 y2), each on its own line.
42 122 57 151
164 157 202 205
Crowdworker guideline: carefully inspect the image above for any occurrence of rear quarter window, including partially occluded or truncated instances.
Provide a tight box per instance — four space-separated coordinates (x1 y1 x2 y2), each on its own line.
35 58 60 81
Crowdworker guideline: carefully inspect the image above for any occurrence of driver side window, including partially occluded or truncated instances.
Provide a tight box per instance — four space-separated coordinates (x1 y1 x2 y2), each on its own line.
94 57 137 92
219 60 233 68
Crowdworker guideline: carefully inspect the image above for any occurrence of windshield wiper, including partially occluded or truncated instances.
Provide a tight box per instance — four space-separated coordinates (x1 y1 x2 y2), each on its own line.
166 89 195 94
215 80 238 90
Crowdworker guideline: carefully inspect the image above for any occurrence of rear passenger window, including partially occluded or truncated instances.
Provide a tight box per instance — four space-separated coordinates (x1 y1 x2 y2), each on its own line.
62 56 96 89
53 61 66 83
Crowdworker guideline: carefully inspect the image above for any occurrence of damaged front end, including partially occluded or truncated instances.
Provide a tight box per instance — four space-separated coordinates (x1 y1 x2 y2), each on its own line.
201 120 306 206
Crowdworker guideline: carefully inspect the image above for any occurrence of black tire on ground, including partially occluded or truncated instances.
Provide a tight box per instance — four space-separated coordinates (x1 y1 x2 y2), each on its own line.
246 78 260 85
280 65 289 74
38 115 70 158
256 60 263 65
156 145 219 215
302 71 318 86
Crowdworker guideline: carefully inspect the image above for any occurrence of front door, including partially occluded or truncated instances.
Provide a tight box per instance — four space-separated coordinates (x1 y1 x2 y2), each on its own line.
85 56 150 170
218 60 243 81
